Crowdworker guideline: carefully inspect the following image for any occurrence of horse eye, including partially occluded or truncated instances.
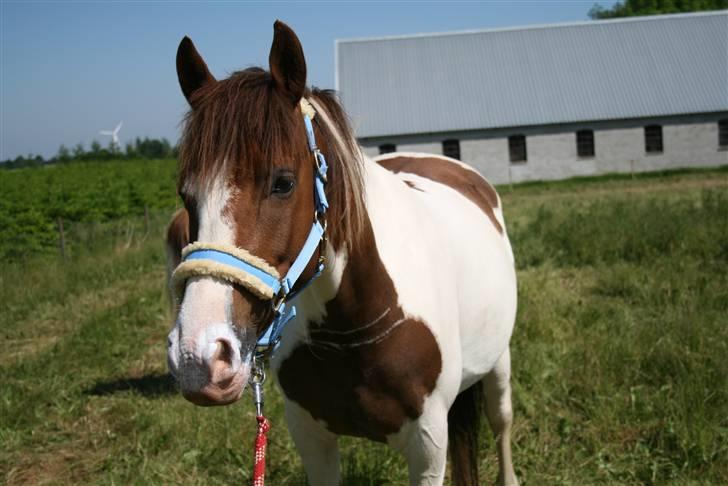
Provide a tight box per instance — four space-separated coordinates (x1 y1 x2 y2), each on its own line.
271 175 295 196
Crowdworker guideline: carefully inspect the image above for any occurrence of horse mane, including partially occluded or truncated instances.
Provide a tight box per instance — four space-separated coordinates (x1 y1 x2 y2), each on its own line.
178 67 365 251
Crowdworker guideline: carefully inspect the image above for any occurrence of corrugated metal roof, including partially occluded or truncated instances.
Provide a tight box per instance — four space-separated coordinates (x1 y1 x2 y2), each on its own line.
336 11 728 139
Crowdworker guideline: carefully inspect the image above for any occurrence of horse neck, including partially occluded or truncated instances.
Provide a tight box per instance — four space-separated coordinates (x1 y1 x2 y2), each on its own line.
299 156 405 345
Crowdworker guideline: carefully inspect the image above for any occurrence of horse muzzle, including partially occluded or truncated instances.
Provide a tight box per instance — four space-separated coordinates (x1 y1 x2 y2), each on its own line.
167 321 254 406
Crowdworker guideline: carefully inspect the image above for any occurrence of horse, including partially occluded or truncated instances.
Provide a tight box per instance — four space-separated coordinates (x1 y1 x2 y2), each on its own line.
165 21 519 486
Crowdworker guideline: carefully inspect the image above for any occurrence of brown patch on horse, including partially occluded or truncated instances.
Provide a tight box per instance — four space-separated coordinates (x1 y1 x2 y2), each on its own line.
404 180 425 192
378 156 503 234
166 209 190 269
277 213 442 442
231 284 275 337
166 209 190 314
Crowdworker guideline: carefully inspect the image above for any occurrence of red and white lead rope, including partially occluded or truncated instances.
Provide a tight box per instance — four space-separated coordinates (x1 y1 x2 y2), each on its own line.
252 415 271 486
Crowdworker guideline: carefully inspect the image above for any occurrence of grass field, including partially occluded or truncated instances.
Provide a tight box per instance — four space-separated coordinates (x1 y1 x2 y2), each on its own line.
1 165 727 485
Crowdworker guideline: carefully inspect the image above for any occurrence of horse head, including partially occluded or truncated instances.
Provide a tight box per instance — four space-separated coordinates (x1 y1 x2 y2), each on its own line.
167 21 328 406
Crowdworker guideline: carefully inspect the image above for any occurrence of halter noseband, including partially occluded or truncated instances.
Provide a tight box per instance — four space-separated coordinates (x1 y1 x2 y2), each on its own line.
171 98 328 353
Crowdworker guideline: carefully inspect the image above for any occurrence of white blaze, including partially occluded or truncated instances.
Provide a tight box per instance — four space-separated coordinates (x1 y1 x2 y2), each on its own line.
169 174 242 375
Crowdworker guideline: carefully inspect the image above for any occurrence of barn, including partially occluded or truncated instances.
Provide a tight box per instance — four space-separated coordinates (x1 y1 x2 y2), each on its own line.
335 11 728 184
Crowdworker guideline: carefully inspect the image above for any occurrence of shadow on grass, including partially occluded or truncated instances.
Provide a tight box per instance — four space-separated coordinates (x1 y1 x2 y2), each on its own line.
86 372 177 397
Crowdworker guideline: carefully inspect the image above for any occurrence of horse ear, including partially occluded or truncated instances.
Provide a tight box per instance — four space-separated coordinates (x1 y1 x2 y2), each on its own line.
176 36 216 105
269 20 307 103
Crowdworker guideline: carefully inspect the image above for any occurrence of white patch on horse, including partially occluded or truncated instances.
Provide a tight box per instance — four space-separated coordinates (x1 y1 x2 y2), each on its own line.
284 399 342 485
171 172 239 368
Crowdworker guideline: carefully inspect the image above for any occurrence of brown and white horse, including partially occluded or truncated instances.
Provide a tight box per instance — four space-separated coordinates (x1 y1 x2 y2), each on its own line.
166 21 518 486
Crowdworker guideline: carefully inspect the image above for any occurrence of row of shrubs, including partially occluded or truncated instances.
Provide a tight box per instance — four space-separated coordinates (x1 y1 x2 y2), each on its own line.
0 159 179 261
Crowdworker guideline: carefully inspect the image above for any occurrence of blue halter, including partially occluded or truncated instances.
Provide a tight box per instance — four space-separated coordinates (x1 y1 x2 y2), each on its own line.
181 108 328 354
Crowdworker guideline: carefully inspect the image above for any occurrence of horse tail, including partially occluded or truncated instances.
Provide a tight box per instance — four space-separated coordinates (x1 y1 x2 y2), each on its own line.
448 382 484 486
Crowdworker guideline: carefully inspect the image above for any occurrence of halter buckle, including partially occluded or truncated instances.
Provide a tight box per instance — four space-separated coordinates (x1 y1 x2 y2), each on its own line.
314 150 328 183
318 220 328 266
272 291 287 314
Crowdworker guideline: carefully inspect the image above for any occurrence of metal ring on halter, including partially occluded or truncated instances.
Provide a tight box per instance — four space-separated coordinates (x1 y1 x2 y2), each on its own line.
249 362 266 385
249 358 266 416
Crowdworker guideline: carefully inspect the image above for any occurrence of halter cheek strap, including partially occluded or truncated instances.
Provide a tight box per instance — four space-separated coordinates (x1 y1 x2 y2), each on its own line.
171 97 328 353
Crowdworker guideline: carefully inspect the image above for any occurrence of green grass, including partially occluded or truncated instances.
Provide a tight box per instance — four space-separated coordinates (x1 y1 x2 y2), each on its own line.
1 167 727 484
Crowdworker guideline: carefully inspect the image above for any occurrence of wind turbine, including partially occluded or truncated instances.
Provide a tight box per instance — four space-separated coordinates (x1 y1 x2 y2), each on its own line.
100 121 123 150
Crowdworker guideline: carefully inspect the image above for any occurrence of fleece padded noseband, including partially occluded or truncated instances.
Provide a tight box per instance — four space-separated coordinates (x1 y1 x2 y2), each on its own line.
172 242 282 301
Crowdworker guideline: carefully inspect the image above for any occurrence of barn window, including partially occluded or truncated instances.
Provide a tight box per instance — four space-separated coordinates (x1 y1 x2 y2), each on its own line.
509 135 527 163
379 144 396 155
644 125 663 153
576 130 595 158
442 139 460 160
719 119 728 148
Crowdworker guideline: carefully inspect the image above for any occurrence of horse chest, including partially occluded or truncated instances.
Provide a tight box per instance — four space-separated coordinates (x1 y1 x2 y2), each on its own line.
277 316 442 442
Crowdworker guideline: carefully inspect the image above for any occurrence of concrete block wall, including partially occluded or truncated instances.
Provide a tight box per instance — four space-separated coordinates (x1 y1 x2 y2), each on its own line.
359 113 728 184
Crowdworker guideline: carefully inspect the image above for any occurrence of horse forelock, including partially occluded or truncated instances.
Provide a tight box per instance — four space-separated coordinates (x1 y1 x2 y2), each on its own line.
179 68 300 193
177 67 365 251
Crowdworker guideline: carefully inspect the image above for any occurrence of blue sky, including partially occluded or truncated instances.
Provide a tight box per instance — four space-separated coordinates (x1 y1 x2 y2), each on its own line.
0 1 601 160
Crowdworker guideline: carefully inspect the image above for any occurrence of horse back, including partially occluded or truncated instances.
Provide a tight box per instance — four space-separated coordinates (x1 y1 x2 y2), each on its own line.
374 152 506 238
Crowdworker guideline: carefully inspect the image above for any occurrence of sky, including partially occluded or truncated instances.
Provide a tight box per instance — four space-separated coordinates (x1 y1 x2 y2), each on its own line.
0 1 604 161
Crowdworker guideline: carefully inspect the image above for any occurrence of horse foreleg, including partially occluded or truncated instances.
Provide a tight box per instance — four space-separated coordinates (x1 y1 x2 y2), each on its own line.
391 400 449 486
284 399 340 485
483 348 518 486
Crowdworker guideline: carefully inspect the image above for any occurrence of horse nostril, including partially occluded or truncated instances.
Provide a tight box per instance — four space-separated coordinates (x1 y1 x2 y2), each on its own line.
215 338 234 367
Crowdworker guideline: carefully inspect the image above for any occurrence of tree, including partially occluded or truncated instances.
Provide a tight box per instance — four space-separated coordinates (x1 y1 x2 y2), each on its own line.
108 140 120 156
73 143 85 159
57 144 71 163
589 0 728 18
133 136 175 159
89 140 102 159
125 142 137 159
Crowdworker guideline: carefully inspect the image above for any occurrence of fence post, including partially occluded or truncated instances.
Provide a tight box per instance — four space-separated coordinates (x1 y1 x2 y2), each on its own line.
57 217 66 260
